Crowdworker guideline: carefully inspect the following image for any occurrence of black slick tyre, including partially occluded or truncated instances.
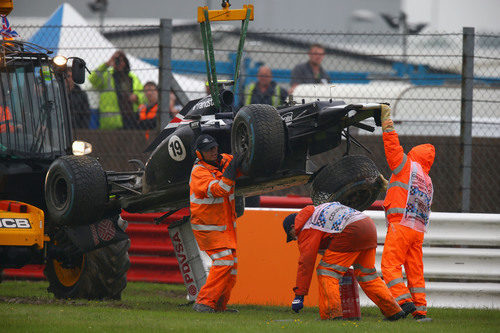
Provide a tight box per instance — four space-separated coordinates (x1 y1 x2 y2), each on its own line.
44 239 130 300
45 155 108 226
231 104 285 177
311 155 383 211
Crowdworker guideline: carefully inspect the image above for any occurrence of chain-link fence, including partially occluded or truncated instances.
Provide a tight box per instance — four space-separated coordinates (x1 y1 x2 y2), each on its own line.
17 23 500 213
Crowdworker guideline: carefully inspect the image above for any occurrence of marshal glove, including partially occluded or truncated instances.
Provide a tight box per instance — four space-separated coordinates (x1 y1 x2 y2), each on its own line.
380 105 395 132
291 295 304 313
381 104 392 122
222 153 243 181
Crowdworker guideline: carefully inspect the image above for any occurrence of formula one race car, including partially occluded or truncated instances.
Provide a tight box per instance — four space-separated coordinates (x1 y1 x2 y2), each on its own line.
44 82 387 224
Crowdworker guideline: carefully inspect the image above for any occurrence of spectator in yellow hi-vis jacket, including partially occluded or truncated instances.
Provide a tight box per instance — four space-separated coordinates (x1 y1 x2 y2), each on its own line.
89 50 144 130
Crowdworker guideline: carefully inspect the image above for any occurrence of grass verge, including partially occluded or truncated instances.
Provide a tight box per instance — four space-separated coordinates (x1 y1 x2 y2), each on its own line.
1 280 499 332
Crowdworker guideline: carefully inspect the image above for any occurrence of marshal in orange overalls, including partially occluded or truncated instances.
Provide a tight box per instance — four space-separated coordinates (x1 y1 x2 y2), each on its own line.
380 106 435 320
190 146 238 312
286 203 403 320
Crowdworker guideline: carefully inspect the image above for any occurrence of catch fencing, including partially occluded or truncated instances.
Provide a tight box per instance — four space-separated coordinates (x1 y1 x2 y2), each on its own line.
14 23 500 213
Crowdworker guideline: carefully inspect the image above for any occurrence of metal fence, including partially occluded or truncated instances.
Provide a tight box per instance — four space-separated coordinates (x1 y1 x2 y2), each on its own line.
17 23 500 213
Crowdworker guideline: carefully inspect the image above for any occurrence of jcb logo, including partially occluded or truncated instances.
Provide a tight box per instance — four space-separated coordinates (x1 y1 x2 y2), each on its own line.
0 218 31 228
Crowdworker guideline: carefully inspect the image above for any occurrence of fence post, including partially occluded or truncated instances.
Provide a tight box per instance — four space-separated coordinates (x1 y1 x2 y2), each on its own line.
460 27 474 212
159 18 172 129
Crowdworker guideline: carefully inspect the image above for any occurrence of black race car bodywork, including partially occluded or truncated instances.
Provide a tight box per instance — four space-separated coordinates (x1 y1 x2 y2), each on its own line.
45 87 386 224
113 88 385 214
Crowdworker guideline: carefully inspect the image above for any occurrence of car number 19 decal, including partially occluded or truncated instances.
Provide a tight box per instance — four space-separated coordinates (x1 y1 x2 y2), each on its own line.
168 135 186 161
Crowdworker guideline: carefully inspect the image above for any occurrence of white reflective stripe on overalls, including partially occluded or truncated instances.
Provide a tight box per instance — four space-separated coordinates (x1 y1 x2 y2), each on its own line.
387 181 409 191
410 287 425 293
386 207 406 216
210 249 232 260
356 273 378 282
231 256 238 275
218 179 232 193
395 293 412 302
207 180 218 198
392 154 408 175
191 224 227 231
318 260 349 273
190 193 224 205
353 264 377 274
353 263 378 282
386 277 405 288
384 155 410 218
212 259 235 266
357 275 378 282
316 268 343 280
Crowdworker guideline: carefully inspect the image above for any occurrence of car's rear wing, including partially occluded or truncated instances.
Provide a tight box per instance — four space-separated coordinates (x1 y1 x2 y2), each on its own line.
335 103 385 129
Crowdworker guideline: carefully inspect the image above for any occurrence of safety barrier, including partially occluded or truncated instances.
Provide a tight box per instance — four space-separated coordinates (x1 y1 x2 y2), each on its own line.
2 196 345 283
366 211 500 309
226 209 500 309
3 205 499 309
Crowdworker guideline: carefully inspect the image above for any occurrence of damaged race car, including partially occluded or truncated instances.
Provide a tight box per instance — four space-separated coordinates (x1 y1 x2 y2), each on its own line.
44 82 387 223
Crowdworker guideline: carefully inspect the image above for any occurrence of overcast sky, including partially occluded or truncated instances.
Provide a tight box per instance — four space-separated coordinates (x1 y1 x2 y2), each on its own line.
9 0 500 33
403 0 500 32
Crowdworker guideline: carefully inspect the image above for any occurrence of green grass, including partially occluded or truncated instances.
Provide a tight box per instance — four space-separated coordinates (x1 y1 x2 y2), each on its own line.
1 280 499 332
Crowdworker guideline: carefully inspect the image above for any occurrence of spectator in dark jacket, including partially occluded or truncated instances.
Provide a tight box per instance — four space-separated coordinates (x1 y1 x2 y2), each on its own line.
290 44 330 93
66 67 90 129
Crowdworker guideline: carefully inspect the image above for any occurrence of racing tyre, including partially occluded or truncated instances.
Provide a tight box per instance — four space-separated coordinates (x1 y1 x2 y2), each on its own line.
45 155 108 226
231 104 285 177
311 155 384 211
44 239 130 300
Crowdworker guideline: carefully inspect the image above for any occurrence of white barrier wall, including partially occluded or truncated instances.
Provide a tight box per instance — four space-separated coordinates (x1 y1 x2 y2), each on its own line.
360 211 500 309
229 208 500 309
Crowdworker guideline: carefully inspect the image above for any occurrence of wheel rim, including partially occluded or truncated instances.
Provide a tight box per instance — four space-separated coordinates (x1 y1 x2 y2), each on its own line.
53 256 84 287
322 182 379 211
51 174 70 211
337 189 373 211
234 123 249 154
